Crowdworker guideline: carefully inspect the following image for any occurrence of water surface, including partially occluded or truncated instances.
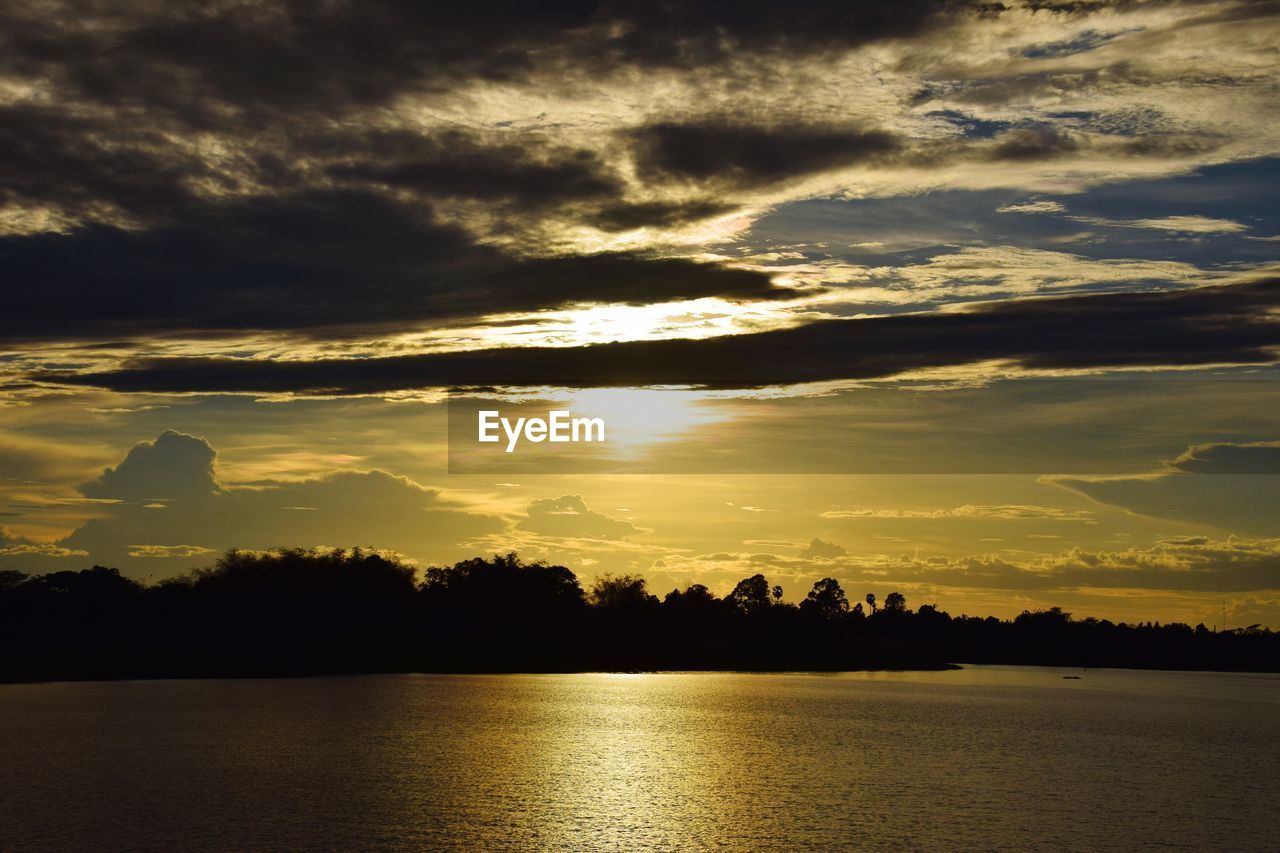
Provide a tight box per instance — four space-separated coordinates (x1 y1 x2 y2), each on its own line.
1 666 1276 850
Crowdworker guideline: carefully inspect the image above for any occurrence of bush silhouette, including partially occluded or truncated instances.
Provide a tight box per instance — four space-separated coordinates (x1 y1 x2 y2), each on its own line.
0 549 1274 681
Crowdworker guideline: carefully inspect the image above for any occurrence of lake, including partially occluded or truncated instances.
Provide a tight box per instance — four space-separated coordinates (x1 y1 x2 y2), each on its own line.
1 666 1276 850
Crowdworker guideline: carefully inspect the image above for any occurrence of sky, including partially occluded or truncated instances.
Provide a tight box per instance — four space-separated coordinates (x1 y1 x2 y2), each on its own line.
1 0 1278 627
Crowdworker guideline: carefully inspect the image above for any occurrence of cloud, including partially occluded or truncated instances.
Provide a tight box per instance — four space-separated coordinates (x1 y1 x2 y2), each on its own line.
997 198 1249 234
0 190 794 343
1170 441 1280 474
44 277 1280 394
657 536 1280 594
61 465 506 572
986 126 1080 162
3 3 602 120
516 495 643 540
586 0 1006 69
322 130 623 208
0 431 507 573
0 433 116 487
798 537 846 559
1 0 1276 368
1 1 1005 130
870 246 1225 298
80 430 219 503
628 121 901 189
0 527 88 559
820 504 1093 521
998 200 1067 214
1066 213 1251 234
1021 27 1136 59
0 103 215 227
1048 441 1280 535
126 544 216 559
1222 596 1280 630
1111 216 1249 234
589 200 741 233
0 1 1025 241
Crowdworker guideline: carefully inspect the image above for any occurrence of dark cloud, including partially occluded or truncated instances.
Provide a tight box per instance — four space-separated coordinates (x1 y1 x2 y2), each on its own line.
41 278 1280 394
0 0 1269 357
988 126 1080 161
2 2 598 120
0 189 792 343
589 0 1009 68
589 200 740 232
0 107 624 230
1 1 1009 124
629 121 901 188
323 130 623 208
0 104 215 222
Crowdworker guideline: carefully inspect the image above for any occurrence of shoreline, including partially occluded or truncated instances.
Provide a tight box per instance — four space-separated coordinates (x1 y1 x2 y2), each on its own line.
11 660 1280 687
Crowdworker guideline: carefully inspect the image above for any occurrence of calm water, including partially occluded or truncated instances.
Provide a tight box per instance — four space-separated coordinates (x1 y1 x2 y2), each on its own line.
0 667 1276 851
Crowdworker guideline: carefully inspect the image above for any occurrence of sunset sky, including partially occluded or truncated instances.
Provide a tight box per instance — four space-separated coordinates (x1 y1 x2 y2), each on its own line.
2 0 1278 627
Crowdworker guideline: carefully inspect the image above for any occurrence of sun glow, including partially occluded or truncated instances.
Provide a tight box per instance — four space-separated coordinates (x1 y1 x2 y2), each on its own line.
459 296 811 350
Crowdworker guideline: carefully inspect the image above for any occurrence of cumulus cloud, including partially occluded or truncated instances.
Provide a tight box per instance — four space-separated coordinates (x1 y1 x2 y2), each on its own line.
798 537 847 559
80 430 219 503
516 495 643 540
0 432 507 573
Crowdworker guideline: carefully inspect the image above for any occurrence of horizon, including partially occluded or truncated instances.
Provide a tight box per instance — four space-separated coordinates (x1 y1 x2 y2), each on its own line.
8 544 1265 634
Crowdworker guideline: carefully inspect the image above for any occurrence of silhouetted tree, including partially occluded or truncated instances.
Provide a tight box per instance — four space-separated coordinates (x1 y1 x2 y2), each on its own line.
728 574 772 615
1015 606 1072 627
663 583 721 615
801 578 850 621
865 593 877 613
669 583 716 605
590 574 657 610
0 551 1276 680
0 570 27 592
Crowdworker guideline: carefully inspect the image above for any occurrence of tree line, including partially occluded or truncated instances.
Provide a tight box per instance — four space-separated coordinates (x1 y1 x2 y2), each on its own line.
0 548 1274 682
